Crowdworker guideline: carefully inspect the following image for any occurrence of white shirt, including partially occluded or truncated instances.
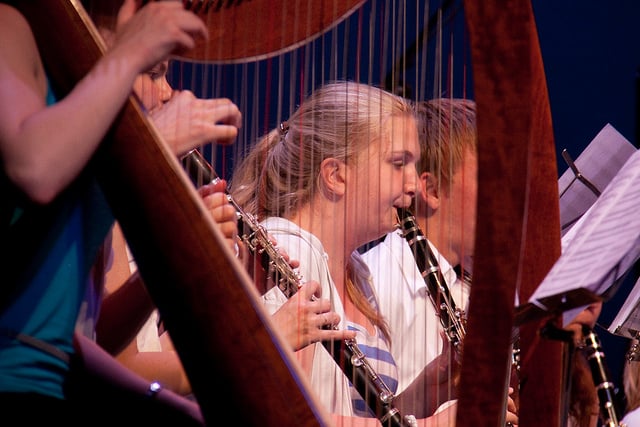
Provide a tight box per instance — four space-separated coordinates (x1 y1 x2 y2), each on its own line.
261 217 398 417
621 407 639 426
119 244 165 352
361 229 470 393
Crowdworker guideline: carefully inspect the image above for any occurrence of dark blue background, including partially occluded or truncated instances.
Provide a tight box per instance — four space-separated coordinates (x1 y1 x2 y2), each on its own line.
534 0 640 400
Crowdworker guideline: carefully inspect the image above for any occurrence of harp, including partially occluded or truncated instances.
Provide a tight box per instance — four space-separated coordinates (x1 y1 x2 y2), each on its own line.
15 0 357 425
379 3 564 424
458 2 564 426
20 0 564 425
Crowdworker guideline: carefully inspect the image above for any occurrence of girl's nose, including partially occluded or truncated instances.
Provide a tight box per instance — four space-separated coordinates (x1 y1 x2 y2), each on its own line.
404 168 419 198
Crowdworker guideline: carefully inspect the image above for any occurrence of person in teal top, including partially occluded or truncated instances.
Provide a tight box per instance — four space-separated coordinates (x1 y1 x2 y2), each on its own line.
0 0 216 423
1 82 113 398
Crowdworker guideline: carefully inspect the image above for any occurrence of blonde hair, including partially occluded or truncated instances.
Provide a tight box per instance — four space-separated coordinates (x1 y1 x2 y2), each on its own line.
231 81 415 220
416 98 477 192
231 81 415 344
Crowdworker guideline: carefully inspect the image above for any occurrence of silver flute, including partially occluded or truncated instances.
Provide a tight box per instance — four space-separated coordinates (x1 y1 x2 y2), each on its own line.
181 149 414 427
181 149 302 294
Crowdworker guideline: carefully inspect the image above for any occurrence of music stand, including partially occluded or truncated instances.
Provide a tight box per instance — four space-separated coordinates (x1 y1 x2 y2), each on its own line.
518 127 640 328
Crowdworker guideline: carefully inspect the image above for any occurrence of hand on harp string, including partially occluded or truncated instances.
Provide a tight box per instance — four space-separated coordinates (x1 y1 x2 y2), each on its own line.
88 0 243 156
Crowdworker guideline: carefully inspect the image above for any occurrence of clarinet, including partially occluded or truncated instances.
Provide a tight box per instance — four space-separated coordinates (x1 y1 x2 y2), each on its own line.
581 326 624 427
397 208 525 401
181 149 302 293
396 208 466 356
181 149 413 427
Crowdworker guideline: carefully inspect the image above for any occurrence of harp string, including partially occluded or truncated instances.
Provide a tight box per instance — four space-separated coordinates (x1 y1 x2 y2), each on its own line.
23 0 337 423
82 1 560 425
437 3 474 413
173 1 380 343
168 0 483 424
106 1 466 422
210 1 466 422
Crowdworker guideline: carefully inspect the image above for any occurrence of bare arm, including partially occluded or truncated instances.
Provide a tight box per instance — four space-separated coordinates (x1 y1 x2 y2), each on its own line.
115 332 192 396
98 181 237 389
72 332 202 423
97 272 155 354
0 1 207 204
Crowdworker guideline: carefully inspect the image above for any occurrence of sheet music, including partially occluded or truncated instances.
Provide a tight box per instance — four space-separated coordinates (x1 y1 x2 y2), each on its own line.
558 123 636 237
608 275 640 338
529 148 640 325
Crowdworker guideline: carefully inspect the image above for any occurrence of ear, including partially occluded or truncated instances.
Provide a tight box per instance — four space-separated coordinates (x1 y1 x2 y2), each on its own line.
319 158 346 197
421 171 440 210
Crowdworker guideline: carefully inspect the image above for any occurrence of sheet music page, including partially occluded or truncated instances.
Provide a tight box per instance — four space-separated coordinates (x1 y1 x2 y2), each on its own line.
608 276 640 338
529 148 640 325
558 123 636 236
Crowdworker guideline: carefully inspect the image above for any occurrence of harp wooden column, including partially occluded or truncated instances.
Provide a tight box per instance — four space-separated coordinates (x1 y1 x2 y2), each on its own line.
457 1 563 426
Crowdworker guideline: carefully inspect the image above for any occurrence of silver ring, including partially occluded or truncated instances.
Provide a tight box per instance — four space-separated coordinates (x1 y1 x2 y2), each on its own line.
506 422 514 427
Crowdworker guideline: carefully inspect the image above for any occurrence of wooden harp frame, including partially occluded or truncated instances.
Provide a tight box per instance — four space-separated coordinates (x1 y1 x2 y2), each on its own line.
459 2 563 426
19 0 566 425
17 1 331 425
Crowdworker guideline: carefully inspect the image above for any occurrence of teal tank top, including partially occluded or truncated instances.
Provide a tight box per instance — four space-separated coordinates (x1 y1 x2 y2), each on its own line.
0 80 114 399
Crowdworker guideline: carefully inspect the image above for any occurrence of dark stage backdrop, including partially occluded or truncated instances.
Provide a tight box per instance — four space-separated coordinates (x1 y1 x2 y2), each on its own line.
533 1 640 401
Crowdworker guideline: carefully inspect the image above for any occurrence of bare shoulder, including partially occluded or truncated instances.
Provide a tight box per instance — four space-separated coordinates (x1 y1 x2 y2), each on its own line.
0 4 31 39
0 3 46 95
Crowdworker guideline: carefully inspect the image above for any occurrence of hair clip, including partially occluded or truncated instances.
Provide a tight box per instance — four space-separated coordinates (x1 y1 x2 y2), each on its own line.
279 121 289 137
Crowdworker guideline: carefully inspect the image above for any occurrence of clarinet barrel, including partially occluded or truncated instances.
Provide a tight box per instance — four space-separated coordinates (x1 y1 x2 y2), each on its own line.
396 208 466 354
582 326 624 427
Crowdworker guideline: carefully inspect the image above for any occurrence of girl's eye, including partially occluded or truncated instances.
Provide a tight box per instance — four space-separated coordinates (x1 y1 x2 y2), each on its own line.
392 158 409 168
